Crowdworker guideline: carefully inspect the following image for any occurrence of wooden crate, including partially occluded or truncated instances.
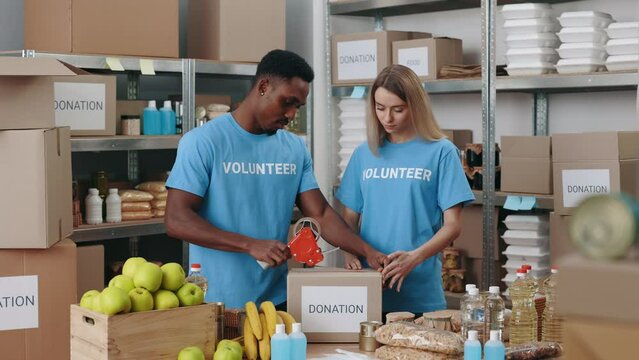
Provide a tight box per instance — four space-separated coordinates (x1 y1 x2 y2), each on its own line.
70 304 217 359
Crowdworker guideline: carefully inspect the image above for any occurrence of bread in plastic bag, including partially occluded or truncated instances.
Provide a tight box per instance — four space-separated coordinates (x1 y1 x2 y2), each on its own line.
506 342 563 360
121 202 151 212
152 209 165 218
119 190 154 202
151 191 168 200
121 210 153 221
375 345 462 360
151 199 166 210
375 322 464 355
135 181 167 193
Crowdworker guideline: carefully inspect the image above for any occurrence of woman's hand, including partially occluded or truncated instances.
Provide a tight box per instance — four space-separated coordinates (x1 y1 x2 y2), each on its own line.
343 252 362 270
382 250 422 292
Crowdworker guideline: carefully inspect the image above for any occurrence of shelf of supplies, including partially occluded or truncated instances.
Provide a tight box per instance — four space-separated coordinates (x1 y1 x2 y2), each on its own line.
71 135 181 152
330 0 579 17
194 59 257 77
332 71 639 96
71 218 166 243
471 190 554 210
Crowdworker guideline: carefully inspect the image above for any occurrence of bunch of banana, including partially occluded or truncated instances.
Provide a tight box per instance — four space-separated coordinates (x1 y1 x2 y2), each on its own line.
243 301 297 360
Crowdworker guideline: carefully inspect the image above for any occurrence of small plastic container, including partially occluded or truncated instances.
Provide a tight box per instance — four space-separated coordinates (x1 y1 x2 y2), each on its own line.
557 42 607 60
605 22 639 39
557 27 608 44
502 230 549 247
605 38 639 56
505 33 560 49
556 58 605 74
506 61 556 76
503 245 550 261
504 18 560 35
557 11 613 28
606 55 639 71
501 3 553 20
506 47 559 64
503 215 549 231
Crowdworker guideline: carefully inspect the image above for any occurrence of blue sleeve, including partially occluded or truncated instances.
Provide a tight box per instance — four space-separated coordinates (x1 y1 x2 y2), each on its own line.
166 131 212 198
298 142 319 194
336 148 363 213
438 148 475 211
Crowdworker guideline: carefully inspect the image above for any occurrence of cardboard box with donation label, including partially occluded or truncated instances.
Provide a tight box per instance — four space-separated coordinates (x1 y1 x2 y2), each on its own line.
0 239 77 360
552 132 639 214
287 268 382 342
0 57 116 136
501 136 553 194
392 37 463 81
332 31 432 85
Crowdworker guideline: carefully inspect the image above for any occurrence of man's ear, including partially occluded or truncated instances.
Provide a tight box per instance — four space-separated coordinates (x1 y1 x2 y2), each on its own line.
257 77 270 96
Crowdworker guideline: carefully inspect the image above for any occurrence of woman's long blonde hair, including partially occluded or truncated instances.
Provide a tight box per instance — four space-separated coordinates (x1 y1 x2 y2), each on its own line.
366 64 444 155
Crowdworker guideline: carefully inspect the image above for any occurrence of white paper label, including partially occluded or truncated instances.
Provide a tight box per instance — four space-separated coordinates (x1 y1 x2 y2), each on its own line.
337 39 378 81
0 275 39 331
54 82 106 130
398 46 429 77
301 286 367 333
562 169 611 207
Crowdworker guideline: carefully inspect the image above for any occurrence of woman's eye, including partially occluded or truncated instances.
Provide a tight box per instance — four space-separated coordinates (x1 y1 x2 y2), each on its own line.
376 107 384 111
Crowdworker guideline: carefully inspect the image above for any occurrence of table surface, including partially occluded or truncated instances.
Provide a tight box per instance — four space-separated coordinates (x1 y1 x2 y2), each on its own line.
307 343 375 358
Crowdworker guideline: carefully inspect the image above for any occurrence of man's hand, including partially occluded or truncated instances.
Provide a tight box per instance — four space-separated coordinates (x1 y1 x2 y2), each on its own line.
247 240 290 267
365 248 387 271
343 252 362 270
382 250 422 292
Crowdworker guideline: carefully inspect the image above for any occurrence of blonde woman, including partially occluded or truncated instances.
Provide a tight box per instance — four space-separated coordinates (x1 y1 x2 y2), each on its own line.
337 65 474 313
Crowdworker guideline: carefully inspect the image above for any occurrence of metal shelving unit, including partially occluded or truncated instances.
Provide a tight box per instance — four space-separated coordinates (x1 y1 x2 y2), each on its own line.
71 218 166 243
471 190 554 210
71 135 181 152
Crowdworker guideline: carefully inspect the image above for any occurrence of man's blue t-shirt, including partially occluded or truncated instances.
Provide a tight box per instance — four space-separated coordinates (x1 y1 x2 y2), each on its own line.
166 113 318 308
336 138 474 313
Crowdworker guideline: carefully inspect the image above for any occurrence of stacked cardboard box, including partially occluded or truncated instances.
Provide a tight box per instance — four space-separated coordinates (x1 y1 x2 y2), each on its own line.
392 37 464 81
501 136 553 194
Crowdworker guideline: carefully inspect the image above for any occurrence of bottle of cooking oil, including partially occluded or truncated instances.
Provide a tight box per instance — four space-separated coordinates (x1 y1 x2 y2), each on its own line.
185 263 208 298
521 264 539 294
484 286 505 341
542 267 563 343
509 269 537 345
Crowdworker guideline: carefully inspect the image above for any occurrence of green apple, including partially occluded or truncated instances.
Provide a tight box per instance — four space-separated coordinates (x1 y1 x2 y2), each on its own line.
79 290 100 311
128 287 154 312
153 289 179 310
99 286 131 315
122 256 147 279
176 283 204 307
213 343 242 360
160 262 186 291
92 293 102 313
177 346 205 360
133 262 163 292
217 340 242 357
108 274 136 294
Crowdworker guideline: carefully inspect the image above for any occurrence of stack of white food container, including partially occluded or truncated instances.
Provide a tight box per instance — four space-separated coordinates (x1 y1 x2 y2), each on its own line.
503 3 560 76
605 22 639 71
337 98 367 180
556 11 614 74
501 215 550 293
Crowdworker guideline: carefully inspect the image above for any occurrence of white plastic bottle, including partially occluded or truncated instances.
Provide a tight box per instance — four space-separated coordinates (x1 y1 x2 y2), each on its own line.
290 322 307 360
464 330 481 360
85 188 103 225
105 188 122 223
185 263 208 297
270 323 290 360
484 330 506 360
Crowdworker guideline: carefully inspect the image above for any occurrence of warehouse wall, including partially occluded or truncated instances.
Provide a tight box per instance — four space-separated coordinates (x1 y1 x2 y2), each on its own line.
0 0 22 51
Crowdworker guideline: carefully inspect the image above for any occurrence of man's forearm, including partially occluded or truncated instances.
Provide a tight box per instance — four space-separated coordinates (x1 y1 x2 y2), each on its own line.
315 206 374 258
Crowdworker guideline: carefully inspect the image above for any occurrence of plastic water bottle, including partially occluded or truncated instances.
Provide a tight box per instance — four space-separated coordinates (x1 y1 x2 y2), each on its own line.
542 267 563 343
143 100 161 135
85 188 103 225
464 330 481 360
290 322 307 360
160 100 177 135
185 263 208 297
509 269 537 345
484 330 506 360
484 286 505 341
459 283 476 338
462 288 484 342
271 323 290 360
105 188 122 223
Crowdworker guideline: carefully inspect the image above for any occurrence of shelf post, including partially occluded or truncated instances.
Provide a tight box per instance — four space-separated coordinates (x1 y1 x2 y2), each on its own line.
534 92 549 136
182 58 196 133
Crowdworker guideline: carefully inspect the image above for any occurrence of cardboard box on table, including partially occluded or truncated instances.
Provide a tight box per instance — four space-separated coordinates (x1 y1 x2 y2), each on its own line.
392 37 463 81
500 136 553 194
0 239 77 360
287 268 382 342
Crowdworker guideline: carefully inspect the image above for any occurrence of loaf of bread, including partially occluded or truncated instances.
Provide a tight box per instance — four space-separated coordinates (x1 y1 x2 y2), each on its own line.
135 181 167 193
119 190 154 202
121 202 151 212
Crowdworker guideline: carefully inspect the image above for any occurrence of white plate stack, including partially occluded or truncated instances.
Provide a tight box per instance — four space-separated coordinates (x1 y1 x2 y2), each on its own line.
503 3 560 76
556 11 614 74
337 98 367 180
605 22 639 72
500 215 550 290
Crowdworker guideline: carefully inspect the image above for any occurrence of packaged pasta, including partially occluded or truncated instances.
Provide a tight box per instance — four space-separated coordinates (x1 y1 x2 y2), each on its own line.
375 322 464 355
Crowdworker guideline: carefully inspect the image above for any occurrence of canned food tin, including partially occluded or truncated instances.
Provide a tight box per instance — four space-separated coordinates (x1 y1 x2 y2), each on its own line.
359 321 382 352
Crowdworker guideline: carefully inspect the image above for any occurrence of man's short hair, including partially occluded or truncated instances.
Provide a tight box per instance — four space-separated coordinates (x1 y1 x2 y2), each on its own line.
255 49 315 85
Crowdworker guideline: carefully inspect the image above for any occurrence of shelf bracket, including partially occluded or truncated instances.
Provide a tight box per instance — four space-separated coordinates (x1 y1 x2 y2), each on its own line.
127 150 139 184
181 58 196 133
534 92 549 136
374 11 384 31
127 73 140 100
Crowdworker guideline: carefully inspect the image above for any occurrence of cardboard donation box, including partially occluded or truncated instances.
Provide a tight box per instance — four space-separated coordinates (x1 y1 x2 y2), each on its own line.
188 0 286 62
549 212 574 263
24 0 179 57
287 268 382 342
0 239 77 360
552 132 639 215
332 31 432 85
442 129 472 150
70 303 218 359
501 136 553 194
392 37 463 81
0 127 72 249
76 245 105 300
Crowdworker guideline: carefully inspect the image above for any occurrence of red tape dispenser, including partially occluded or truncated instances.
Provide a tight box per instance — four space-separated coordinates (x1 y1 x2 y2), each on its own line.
288 217 323 266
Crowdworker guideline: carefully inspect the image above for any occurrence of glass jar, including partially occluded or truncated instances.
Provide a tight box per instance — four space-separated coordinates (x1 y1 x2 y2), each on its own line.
442 247 462 270
447 269 466 293
91 171 108 200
